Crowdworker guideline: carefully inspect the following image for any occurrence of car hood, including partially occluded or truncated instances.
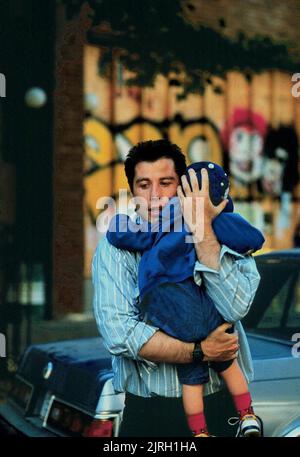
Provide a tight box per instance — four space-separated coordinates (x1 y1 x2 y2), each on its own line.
247 333 300 381
247 333 293 359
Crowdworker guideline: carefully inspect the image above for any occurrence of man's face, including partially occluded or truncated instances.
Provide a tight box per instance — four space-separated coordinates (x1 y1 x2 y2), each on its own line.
132 158 180 221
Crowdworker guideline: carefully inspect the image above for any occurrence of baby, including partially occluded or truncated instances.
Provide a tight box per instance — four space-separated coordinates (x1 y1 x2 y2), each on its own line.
107 161 264 437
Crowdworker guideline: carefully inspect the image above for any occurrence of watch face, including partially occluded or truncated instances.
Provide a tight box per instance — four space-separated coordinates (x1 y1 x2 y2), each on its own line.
193 343 203 361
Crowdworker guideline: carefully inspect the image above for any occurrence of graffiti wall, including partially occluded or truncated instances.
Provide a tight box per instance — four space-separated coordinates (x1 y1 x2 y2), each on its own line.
83 45 300 277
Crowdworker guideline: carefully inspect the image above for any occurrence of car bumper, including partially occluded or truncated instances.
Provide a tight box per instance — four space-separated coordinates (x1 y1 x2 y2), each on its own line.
0 402 56 437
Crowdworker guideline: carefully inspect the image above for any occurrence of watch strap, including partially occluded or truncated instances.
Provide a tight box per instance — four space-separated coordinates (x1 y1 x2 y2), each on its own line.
192 341 204 362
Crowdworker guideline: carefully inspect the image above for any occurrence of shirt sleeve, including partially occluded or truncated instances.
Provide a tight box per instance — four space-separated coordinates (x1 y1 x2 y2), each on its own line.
92 238 159 367
107 213 155 252
193 245 261 323
212 212 265 254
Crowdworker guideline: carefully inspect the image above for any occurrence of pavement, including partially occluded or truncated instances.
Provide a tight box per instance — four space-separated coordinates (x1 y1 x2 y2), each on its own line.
0 312 99 400
0 280 99 400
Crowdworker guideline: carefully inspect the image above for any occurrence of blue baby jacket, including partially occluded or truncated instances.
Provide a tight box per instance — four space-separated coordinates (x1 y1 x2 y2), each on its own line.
106 196 264 299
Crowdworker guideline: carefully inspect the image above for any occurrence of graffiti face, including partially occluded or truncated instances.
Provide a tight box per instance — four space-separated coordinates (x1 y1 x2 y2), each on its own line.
261 158 283 196
133 158 179 222
188 136 211 163
229 126 263 184
262 126 299 197
261 147 288 196
221 108 267 187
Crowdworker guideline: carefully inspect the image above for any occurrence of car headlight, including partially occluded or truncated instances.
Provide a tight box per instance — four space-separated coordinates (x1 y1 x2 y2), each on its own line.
9 375 33 412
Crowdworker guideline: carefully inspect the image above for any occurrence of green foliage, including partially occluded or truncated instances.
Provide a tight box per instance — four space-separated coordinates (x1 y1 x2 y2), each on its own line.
65 0 299 96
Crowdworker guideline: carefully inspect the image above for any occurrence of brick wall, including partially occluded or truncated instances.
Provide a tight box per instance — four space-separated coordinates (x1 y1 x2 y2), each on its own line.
53 3 91 315
182 0 300 59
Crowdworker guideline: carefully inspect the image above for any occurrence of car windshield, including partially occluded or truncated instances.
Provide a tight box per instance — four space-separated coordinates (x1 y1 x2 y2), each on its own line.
242 256 300 342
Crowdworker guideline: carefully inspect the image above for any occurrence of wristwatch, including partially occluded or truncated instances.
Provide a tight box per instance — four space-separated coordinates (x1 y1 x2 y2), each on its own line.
192 341 204 362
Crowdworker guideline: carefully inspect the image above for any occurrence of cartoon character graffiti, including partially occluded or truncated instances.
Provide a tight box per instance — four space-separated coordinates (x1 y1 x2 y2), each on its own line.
261 125 299 236
221 108 267 186
262 126 299 197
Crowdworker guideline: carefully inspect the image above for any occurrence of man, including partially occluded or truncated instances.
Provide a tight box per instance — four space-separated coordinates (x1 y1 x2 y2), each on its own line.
92 139 260 436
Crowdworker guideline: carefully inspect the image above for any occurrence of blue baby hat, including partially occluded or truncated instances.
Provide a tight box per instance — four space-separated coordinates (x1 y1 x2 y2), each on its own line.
185 161 234 212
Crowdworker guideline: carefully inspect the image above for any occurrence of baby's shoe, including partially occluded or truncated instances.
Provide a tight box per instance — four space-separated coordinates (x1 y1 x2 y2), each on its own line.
229 411 263 437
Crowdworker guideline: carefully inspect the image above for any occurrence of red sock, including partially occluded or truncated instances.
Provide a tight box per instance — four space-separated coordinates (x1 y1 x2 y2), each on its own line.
187 412 207 435
233 392 254 418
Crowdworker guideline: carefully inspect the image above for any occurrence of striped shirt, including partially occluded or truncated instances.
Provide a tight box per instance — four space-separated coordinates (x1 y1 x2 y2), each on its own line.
92 236 260 398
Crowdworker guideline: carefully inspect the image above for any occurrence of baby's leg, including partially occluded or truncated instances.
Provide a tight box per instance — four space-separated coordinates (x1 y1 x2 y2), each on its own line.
219 360 253 416
219 359 249 397
210 354 254 418
218 360 263 436
182 384 209 436
182 384 204 415
177 358 211 436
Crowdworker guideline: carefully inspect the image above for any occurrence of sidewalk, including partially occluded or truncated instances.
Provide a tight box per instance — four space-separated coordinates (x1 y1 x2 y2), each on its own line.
5 311 99 359
1 279 99 395
0 311 100 401
3 279 98 356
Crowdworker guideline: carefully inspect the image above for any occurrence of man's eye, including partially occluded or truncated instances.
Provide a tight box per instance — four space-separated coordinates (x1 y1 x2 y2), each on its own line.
161 182 171 186
140 184 148 189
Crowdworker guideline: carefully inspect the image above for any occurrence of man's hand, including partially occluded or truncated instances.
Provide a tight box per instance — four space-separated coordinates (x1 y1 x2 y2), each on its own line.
200 323 239 362
177 168 228 270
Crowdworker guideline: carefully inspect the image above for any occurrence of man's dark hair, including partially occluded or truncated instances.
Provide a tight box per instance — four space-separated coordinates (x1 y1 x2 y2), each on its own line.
124 139 187 192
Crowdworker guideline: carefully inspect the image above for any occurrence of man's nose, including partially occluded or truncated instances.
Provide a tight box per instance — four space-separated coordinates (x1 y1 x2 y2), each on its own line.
150 194 169 210
150 185 162 199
